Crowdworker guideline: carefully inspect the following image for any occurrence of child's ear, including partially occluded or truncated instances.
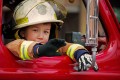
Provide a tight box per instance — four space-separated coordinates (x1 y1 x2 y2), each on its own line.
20 30 25 38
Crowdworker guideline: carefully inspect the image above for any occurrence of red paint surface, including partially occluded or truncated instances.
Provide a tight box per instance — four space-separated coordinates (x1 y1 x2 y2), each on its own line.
0 0 120 79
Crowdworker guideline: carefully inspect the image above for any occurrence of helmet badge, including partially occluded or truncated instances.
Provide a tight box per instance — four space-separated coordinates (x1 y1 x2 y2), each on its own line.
36 4 47 15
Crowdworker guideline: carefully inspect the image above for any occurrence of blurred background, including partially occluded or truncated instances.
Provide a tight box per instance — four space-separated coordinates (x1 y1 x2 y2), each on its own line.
56 0 85 38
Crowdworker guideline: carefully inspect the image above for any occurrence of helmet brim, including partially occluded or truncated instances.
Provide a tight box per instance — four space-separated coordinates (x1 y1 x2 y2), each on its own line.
14 20 63 30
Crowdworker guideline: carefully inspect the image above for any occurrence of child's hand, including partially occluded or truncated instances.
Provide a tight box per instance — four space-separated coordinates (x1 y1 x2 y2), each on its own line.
35 39 66 57
47 38 66 49
78 54 98 71
74 50 98 71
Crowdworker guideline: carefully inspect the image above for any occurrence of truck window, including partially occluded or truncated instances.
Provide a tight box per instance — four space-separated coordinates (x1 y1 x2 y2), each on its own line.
2 0 107 52
109 0 120 23
2 6 15 44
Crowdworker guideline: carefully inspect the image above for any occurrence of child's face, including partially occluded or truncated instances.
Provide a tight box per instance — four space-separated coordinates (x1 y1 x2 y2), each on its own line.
21 23 51 44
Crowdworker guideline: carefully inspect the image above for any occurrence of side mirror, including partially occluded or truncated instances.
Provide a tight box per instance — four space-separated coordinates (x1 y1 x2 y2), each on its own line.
65 32 85 46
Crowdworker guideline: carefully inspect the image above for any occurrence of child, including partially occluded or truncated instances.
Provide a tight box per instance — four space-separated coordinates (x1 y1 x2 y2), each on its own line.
6 0 98 71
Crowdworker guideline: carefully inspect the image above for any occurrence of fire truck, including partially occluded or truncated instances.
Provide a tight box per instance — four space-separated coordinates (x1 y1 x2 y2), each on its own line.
0 0 120 80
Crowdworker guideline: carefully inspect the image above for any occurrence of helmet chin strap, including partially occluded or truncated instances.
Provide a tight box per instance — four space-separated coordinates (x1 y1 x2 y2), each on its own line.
49 23 63 39
14 30 21 39
49 24 56 39
14 29 26 39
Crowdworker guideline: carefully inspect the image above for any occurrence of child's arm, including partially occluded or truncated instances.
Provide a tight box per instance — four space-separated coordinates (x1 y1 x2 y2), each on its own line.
58 42 86 60
6 39 66 60
6 39 38 59
58 42 98 71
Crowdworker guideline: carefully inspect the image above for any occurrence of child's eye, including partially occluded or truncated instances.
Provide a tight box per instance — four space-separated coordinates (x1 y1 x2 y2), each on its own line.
33 29 38 32
44 31 49 34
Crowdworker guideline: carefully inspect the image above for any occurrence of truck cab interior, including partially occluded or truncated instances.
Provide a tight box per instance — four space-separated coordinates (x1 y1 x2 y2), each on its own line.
2 0 108 53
